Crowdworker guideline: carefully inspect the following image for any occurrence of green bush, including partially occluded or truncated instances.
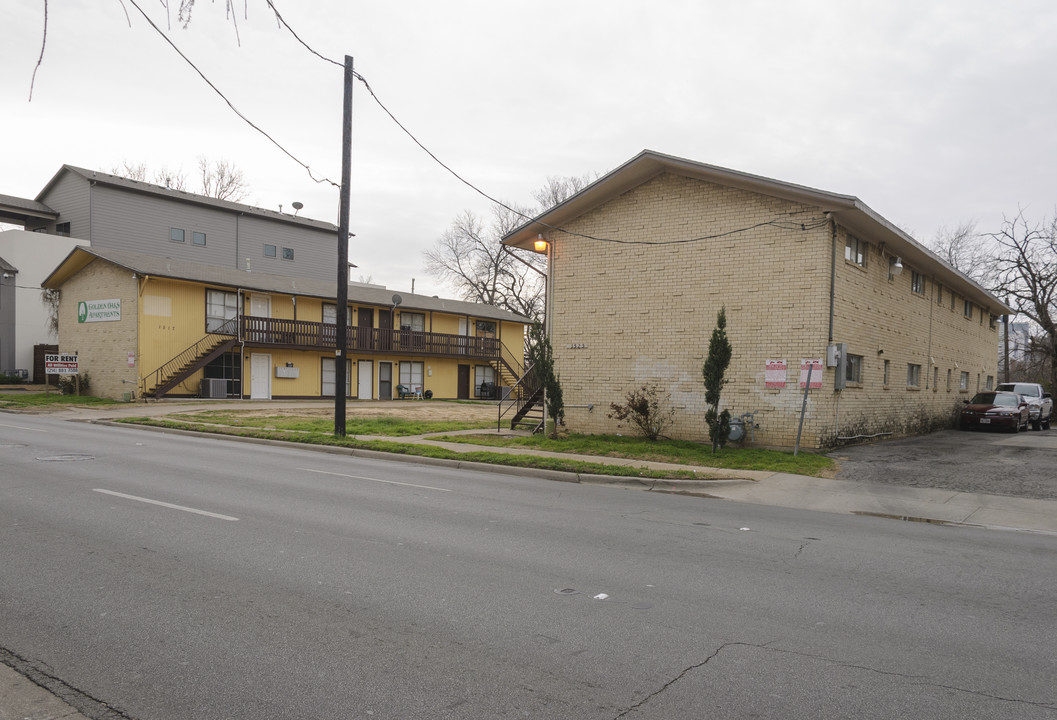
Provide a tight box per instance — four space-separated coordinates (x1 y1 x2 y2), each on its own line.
57 372 91 396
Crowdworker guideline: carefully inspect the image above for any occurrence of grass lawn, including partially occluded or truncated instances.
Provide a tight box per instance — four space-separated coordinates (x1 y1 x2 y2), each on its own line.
115 417 710 480
430 432 835 476
165 410 493 436
0 392 119 410
114 410 835 478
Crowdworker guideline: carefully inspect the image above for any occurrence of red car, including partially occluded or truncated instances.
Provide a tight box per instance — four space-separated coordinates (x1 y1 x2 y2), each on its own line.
959 391 1030 432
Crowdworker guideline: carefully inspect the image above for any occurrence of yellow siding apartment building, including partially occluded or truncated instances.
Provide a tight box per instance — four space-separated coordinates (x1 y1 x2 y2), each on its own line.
44 247 528 402
504 151 1009 449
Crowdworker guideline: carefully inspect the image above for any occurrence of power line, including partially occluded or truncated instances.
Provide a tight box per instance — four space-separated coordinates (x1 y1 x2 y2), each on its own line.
125 0 339 188
261 5 832 247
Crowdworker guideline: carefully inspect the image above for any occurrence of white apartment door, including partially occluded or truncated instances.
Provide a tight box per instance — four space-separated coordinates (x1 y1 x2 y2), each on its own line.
251 353 271 399
357 360 373 399
249 294 271 342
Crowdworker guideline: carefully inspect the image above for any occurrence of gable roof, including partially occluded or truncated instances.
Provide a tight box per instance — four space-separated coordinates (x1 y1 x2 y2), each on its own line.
36 165 338 234
41 246 530 323
503 149 1011 315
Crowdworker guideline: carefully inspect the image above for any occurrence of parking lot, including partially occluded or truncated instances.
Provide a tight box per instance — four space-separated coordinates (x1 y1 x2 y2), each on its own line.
829 427 1057 500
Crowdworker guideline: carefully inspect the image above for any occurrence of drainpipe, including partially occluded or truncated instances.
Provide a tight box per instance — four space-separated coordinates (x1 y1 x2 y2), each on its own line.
827 212 836 343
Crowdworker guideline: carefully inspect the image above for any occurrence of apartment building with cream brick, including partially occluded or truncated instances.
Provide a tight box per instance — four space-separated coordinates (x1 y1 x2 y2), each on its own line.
504 151 1009 449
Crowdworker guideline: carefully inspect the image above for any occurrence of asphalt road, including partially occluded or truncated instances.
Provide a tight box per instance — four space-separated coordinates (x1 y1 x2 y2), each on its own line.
1 414 1055 719
830 427 1057 500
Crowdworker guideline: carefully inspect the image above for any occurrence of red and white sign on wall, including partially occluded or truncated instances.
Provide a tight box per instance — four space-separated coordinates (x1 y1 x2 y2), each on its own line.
765 359 787 388
799 358 824 389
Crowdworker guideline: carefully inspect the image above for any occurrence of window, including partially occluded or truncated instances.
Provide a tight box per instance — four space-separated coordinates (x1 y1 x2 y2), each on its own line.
846 354 863 385
911 271 925 294
946 369 952 391
474 364 496 398
844 235 868 267
989 314 998 330
963 300 973 319
321 358 352 397
476 320 497 337
322 303 351 325
399 361 424 393
936 285 944 306
282 247 294 261
907 363 921 388
170 228 185 243
55 222 71 236
933 366 939 391
960 372 969 391
883 359 890 386
264 244 277 258
206 289 239 333
400 312 425 332
192 231 207 246
986 375 994 390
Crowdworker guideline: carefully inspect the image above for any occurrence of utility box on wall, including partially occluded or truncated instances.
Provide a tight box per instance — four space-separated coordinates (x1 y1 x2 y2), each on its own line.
275 366 299 379
829 343 848 390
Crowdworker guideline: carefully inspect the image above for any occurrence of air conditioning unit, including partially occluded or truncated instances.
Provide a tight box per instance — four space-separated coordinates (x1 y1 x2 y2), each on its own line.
200 378 227 398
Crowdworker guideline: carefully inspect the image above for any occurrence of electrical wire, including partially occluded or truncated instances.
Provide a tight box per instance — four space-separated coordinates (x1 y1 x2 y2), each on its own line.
125 0 339 188
261 4 833 246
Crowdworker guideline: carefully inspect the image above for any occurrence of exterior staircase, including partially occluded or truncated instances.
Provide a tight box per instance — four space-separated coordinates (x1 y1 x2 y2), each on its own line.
142 332 237 398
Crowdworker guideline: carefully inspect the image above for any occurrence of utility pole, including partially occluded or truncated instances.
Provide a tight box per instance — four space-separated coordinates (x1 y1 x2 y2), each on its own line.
334 55 353 436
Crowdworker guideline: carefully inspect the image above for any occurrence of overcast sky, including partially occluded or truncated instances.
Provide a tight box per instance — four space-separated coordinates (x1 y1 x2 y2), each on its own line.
3 0 1055 298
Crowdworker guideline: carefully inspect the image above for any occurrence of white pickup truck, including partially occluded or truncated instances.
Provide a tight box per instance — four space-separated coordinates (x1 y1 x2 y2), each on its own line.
995 382 1053 430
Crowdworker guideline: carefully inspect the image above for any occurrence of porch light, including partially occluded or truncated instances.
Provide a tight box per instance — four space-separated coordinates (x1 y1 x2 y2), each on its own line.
889 256 903 276
534 235 549 253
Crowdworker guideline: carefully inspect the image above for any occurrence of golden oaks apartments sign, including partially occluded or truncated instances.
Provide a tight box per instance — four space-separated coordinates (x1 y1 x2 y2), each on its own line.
77 299 121 323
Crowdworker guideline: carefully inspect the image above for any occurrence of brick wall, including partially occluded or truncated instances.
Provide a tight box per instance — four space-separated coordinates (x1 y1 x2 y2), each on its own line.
544 173 1000 449
57 260 139 399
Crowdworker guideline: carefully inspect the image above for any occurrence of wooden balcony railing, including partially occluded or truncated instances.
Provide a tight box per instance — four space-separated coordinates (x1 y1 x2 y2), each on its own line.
236 316 501 359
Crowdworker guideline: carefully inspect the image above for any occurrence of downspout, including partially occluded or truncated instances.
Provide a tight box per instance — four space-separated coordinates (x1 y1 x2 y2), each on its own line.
238 287 245 400
926 276 935 389
827 213 836 343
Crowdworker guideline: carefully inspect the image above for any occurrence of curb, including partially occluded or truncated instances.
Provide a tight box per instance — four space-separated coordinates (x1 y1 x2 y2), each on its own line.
88 419 757 493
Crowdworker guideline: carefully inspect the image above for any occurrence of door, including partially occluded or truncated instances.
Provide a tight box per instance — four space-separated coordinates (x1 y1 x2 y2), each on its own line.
457 364 470 399
379 362 393 400
458 317 469 354
249 294 271 342
250 353 271 399
357 308 373 350
379 308 392 351
357 359 373 399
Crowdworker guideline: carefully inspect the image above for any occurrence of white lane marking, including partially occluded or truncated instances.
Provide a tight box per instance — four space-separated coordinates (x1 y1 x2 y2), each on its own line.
299 468 451 492
93 489 239 521
0 422 48 432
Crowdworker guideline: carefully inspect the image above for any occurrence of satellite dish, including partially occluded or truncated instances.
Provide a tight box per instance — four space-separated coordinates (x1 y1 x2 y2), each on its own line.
392 294 403 307
291 201 303 216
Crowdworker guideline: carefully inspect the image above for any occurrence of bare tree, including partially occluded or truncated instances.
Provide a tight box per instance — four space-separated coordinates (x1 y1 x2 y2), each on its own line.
929 220 993 282
198 157 248 201
987 210 1057 391
424 204 544 320
424 176 597 321
109 157 246 200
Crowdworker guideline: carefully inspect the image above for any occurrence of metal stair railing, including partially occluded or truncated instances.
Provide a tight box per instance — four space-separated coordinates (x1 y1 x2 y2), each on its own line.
141 318 238 398
497 363 544 433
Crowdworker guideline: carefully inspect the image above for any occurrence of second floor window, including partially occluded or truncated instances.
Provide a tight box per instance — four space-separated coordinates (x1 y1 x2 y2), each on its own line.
192 231 207 246
846 354 863 384
907 363 921 388
911 271 925 294
206 289 238 333
282 247 294 261
964 300 973 319
264 244 276 258
400 312 425 332
844 236 868 267
171 228 185 243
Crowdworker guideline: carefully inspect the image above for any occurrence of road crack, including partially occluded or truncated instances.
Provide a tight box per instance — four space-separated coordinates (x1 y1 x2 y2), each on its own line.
0 646 138 719
611 642 1056 717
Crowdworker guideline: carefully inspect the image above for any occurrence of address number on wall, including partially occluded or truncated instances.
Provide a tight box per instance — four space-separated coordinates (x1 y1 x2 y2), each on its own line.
567 343 588 349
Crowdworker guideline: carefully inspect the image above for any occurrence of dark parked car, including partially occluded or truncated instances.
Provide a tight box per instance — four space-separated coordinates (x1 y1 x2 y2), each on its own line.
959 391 1030 432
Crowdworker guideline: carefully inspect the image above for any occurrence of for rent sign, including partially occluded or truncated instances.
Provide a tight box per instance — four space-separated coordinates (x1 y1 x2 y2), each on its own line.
78 299 121 323
44 353 78 375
